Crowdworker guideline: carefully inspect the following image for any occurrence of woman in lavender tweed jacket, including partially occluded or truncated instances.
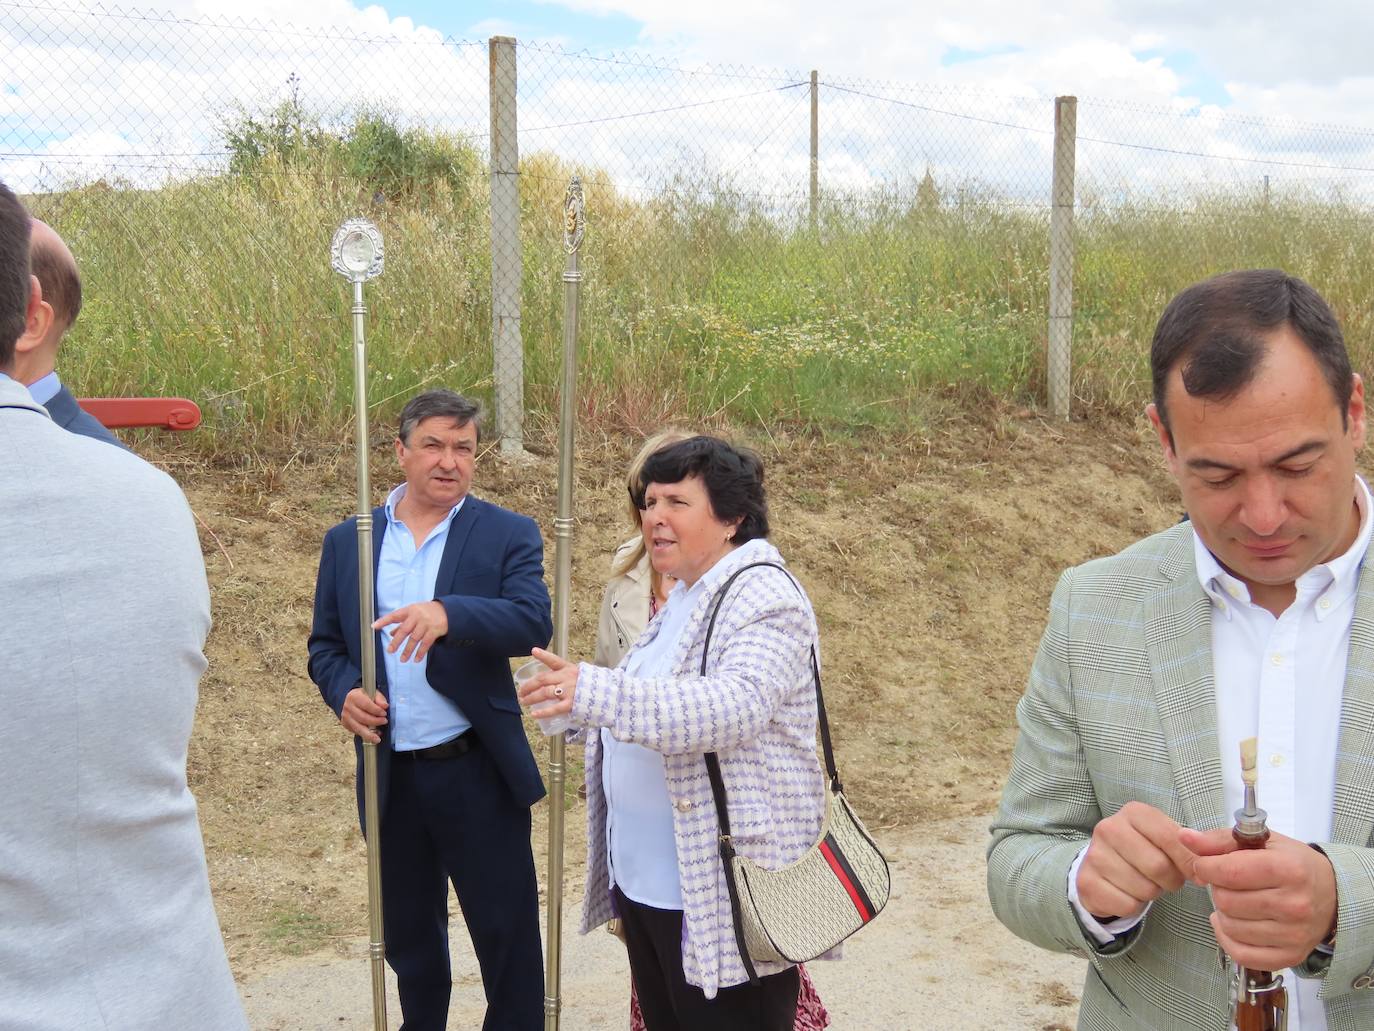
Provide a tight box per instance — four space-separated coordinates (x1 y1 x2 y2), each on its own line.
521 436 828 1026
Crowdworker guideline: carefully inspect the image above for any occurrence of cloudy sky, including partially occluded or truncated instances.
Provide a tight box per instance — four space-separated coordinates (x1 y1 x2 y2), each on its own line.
413 0 1374 118
4 0 1373 201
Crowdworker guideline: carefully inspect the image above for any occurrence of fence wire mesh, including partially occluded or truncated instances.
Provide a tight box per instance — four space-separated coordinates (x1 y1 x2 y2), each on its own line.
7 0 1374 440
2 2 492 439
1073 98 1374 410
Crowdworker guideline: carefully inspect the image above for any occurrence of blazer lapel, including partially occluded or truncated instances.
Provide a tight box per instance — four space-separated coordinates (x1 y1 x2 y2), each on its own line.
434 495 480 589
1331 558 1374 847
1142 528 1228 832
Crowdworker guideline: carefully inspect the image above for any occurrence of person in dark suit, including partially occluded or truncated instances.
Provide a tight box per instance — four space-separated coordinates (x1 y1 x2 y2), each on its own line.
308 388 552 1031
10 218 125 447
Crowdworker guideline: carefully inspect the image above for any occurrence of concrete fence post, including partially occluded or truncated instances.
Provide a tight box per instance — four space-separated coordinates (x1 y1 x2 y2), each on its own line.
1048 95 1077 420
489 35 524 454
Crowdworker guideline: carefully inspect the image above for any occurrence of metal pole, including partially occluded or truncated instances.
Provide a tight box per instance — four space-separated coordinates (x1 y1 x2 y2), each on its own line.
544 175 584 1031
809 70 819 230
1048 95 1077 420
331 219 387 1031
353 278 388 1031
490 35 525 455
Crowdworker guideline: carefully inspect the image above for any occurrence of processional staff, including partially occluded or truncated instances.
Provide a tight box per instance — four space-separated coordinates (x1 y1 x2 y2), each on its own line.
1228 737 1287 1031
543 175 585 1031
330 217 389 1031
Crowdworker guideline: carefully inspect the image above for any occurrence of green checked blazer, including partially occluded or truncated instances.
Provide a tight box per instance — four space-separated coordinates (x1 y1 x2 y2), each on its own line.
988 521 1374 1030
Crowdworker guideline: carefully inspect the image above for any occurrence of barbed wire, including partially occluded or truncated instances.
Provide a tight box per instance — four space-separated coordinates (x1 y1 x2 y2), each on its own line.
517 39 808 84
823 83 1053 136
1077 95 1374 139
1076 134 1374 174
521 82 807 134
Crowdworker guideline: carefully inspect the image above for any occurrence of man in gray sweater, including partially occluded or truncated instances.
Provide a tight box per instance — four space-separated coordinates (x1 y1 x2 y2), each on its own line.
0 181 246 1029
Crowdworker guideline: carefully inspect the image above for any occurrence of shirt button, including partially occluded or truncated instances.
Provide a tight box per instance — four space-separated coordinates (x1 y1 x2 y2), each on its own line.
674 799 693 812
1227 585 1242 599
1271 654 1284 667
1320 598 1332 610
1271 754 1284 767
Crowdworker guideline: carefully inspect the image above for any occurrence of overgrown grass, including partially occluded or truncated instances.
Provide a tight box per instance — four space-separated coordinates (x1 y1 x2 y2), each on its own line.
29 152 1374 452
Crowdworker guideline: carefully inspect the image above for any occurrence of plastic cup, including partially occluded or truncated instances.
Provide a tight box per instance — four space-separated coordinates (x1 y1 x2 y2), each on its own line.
514 658 571 736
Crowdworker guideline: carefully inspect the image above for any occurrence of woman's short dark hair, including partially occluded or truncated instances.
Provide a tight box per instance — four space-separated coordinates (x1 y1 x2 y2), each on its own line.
1151 269 1352 437
636 435 769 544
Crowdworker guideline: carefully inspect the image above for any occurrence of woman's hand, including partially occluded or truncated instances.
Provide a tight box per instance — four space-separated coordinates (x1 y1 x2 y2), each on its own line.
517 646 579 720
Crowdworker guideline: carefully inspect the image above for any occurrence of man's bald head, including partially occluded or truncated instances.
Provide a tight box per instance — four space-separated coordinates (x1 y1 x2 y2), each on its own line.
0 181 31 369
29 220 80 331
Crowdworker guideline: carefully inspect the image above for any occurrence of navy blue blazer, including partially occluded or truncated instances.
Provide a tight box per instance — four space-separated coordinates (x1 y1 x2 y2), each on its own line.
308 495 553 824
44 385 128 449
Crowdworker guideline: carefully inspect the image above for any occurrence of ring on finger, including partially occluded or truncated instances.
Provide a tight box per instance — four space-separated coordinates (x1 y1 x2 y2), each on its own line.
553 686 565 698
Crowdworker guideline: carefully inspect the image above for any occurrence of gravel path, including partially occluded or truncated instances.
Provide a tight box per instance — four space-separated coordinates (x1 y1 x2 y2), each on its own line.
239 813 1084 1029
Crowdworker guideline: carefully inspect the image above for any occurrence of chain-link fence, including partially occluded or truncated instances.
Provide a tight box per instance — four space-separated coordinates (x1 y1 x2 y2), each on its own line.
1072 98 1374 410
3 2 493 440
7 1 1374 442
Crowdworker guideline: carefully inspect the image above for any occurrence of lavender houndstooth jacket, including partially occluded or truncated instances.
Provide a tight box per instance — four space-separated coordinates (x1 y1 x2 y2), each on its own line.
571 539 828 998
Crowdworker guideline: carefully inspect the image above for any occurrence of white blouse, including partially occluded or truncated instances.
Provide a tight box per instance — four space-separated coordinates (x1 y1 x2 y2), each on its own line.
601 539 770 910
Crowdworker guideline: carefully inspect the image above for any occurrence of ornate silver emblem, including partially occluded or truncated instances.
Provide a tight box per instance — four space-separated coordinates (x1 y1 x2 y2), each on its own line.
563 176 585 255
330 218 385 282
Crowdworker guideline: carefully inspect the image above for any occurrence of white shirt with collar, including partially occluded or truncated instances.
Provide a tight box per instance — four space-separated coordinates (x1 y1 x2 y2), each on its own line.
1069 477 1372 1031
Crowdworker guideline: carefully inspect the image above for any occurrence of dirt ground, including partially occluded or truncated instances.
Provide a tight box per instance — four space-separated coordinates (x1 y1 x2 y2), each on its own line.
236 812 1089 1030
157 406 1185 1026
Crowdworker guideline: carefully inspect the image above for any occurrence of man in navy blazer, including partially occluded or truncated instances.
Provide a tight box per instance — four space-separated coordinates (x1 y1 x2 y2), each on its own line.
309 389 551 1031
11 219 126 448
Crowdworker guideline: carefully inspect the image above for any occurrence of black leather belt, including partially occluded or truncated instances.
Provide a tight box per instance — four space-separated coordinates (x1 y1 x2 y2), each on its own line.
395 731 475 761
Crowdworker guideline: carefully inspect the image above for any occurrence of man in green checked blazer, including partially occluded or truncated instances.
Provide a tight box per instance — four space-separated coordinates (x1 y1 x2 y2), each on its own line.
989 269 1374 1030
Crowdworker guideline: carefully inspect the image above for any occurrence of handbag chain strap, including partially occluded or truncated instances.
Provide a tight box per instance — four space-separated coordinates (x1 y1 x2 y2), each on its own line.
698 560 836 984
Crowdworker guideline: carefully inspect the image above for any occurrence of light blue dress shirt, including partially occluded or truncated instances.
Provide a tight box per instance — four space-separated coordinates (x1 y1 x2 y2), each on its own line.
26 371 59 405
377 483 470 751
602 538 770 910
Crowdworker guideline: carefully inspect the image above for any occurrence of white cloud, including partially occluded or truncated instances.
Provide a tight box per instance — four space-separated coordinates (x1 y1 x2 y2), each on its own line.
0 130 180 191
4 0 1374 209
0 0 491 190
521 0 1374 128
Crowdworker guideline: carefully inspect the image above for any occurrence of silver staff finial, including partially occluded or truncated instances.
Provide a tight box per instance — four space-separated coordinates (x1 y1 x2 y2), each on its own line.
331 218 385 283
563 176 585 255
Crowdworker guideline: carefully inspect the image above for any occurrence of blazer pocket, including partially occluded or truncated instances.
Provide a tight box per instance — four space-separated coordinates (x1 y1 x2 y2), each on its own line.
488 695 522 715
725 800 774 844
